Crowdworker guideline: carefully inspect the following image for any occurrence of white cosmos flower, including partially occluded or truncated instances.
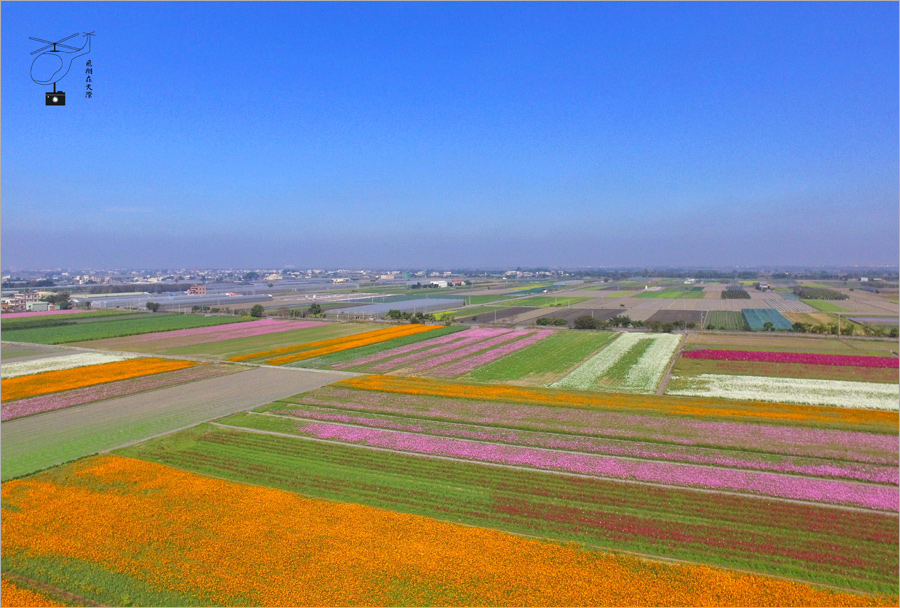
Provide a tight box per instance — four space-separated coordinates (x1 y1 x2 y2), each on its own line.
551 333 682 393
666 373 899 411
1 352 136 379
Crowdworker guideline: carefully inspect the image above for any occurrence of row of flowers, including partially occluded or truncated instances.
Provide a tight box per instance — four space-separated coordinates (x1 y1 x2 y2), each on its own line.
683 349 899 368
280 408 897 483
1 351 136 379
229 324 436 363
368 328 512 372
432 330 553 377
667 374 900 411
277 420 897 510
0 358 198 401
4 455 887 606
268 324 438 365
326 375 898 454
405 331 535 374
2 363 239 421
109 318 321 345
551 333 681 393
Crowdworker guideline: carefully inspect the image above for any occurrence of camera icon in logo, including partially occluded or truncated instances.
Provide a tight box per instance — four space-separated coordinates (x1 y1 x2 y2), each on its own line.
45 91 66 105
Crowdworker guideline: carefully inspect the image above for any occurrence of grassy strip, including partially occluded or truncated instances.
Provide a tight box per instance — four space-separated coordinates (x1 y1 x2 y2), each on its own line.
3 315 248 344
465 331 616 384
293 325 466 369
511 296 590 307
1 311 136 331
454 305 506 319
116 425 899 594
803 299 850 312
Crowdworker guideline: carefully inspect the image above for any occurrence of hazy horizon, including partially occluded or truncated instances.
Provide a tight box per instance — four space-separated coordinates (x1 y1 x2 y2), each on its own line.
3 2 898 269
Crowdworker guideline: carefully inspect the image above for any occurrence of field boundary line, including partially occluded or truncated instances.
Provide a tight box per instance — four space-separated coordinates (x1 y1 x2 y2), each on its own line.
2 571 105 606
207 422 897 515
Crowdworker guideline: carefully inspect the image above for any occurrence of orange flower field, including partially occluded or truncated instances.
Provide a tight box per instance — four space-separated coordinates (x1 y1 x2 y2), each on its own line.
2 455 894 607
0 358 199 402
0 579 66 607
228 324 439 364
335 375 899 430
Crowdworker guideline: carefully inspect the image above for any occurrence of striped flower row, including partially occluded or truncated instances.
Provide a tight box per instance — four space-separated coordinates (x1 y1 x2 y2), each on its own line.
683 349 899 368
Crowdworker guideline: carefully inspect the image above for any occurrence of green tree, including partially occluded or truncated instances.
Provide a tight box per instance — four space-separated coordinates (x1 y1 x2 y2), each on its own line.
308 303 323 316
146 302 160 313
573 315 602 330
762 321 775 332
243 272 260 281
250 304 265 318
41 292 71 310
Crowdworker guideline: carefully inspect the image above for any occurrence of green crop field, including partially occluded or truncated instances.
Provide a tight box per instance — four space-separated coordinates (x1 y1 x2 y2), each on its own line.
458 294 519 305
115 422 898 594
464 331 616 384
156 323 372 358
1 314 249 344
510 296 589 307
703 311 749 331
604 290 636 298
634 286 705 299
293 325 465 369
802 299 849 312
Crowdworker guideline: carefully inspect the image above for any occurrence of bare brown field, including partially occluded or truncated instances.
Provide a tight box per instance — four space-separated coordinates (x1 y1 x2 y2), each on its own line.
646 310 703 325
671 357 899 383
686 333 898 356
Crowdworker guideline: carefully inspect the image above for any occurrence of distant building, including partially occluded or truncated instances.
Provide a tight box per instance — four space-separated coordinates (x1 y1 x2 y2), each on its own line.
380 274 396 280
430 280 449 288
187 284 207 295
26 301 52 312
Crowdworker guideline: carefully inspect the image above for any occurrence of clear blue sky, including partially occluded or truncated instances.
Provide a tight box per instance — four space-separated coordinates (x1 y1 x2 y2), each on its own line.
2 2 897 269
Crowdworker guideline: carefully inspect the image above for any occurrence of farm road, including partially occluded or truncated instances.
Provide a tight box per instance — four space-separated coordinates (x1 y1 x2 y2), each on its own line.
1 367 355 480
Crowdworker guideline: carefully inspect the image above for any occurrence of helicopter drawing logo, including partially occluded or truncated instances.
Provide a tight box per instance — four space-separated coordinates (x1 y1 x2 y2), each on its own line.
30 31 94 106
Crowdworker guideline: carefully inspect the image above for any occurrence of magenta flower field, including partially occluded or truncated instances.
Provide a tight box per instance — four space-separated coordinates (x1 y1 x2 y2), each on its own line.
287 420 898 511
683 349 899 368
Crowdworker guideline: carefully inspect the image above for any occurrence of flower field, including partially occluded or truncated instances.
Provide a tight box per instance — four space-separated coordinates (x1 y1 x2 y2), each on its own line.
667 374 900 410
78 318 324 352
0 358 198 401
3 314 248 344
229 324 438 364
683 349 899 368
3 455 895 605
1 351 137 379
334 375 898 432
220 414 896 510
464 330 617 384
0 578 67 607
550 332 681 393
1 363 240 421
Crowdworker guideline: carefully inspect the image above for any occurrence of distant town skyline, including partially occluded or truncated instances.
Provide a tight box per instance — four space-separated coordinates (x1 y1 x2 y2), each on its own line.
3 2 897 269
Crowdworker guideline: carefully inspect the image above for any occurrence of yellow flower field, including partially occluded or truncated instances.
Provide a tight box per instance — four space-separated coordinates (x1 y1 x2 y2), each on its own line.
335 375 899 429
0 358 198 402
1 456 894 607
0 579 65 607
228 324 439 364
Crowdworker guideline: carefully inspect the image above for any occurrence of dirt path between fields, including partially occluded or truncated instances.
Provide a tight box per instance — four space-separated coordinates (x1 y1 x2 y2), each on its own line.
656 333 686 395
2 571 104 606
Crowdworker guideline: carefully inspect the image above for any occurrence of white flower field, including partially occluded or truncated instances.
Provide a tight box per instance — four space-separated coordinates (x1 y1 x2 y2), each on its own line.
550 332 682 393
1 352 137 379
666 373 900 410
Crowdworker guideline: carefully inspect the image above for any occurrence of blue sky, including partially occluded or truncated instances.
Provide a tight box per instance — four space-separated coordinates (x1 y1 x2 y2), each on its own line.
2 2 897 269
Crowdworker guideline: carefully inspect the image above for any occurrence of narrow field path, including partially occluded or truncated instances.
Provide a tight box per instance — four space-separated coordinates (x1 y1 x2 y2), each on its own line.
1 571 104 607
656 332 686 395
208 421 895 515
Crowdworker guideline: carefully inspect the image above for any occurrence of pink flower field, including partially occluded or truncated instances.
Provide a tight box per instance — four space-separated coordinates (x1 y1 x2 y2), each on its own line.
122 318 324 343
683 349 899 368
